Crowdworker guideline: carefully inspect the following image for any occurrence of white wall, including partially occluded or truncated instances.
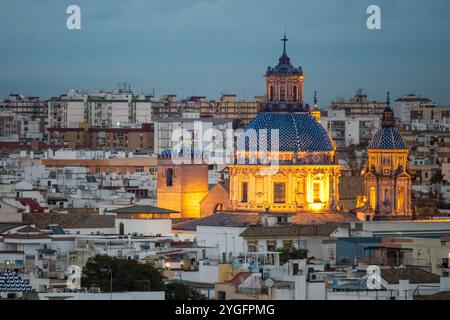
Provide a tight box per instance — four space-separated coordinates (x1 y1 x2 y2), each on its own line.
115 219 172 236
196 226 246 260
38 291 165 300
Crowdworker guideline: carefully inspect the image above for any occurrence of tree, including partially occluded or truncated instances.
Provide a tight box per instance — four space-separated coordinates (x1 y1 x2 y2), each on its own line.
277 248 308 265
81 255 165 292
165 282 206 300
81 255 207 300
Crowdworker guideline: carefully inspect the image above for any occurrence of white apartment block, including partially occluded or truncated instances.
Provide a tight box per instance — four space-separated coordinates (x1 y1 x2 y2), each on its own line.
320 108 381 149
132 94 154 123
48 90 87 128
153 117 234 155
393 93 433 124
87 91 132 127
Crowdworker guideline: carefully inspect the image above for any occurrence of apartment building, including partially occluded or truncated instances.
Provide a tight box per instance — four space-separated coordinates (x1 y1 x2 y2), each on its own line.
320 108 381 149
200 94 263 125
48 90 86 128
153 117 233 155
393 93 433 124
331 89 387 117
0 94 48 140
48 123 154 151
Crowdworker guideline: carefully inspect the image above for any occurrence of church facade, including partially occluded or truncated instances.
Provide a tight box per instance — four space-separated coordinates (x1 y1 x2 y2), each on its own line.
228 35 340 213
363 93 412 218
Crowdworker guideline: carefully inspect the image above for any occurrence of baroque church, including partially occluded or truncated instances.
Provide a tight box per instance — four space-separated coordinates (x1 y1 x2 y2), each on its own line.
157 34 412 221
228 34 340 213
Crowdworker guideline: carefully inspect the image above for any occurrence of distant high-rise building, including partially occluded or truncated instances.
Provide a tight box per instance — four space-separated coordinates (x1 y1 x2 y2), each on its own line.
331 89 387 117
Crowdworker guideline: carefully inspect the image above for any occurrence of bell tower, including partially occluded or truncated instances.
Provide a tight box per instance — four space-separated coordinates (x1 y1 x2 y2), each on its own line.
264 32 305 112
364 92 412 218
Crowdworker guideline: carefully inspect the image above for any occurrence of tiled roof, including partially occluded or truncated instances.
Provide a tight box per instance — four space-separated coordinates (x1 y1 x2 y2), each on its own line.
240 223 345 238
381 267 440 284
414 291 450 300
0 271 33 293
228 272 253 287
238 112 335 152
172 213 259 231
3 233 51 240
22 213 115 229
172 211 357 231
16 225 40 233
0 224 24 234
367 127 408 150
108 205 179 214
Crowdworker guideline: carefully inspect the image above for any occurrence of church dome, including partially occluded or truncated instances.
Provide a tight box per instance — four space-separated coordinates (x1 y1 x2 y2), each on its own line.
238 112 335 152
367 92 408 150
367 127 407 150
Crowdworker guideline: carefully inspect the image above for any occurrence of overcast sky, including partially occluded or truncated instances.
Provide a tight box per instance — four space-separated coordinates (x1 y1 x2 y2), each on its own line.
0 0 449 105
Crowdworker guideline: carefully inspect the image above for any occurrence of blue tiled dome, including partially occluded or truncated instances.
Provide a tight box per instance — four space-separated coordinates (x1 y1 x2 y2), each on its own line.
237 112 335 152
367 127 407 150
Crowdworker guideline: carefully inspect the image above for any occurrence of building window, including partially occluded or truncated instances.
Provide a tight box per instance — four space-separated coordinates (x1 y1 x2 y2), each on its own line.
280 87 286 102
241 182 248 203
370 186 376 210
293 86 297 102
218 291 226 300
269 85 274 101
267 240 276 252
273 182 286 203
397 187 404 211
283 240 292 250
166 168 174 187
248 241 257 252
313 182 322 203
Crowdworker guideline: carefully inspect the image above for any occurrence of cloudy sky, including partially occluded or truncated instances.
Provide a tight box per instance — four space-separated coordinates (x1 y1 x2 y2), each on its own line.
0 0 449 105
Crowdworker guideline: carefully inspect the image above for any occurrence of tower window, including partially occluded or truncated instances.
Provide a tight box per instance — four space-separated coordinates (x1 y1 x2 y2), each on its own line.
293 86 297 102
166 168 174 187
280 87 286 102
269 85 274 101
273 182 286 203
241 182 248 203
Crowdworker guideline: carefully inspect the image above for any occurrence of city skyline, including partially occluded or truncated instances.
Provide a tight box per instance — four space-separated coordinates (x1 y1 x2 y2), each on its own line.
1 0 450 105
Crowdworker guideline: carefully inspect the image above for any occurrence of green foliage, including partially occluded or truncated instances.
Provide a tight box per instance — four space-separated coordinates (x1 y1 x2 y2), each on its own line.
81 255 165 292
277 247 308 264
81 255 206 300
165 282 206 300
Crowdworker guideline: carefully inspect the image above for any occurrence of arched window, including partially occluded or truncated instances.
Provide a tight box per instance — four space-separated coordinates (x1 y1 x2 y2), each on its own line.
370 187 376 210
293 86 297 102
280 86 286 102
241 182 248 203
397 187 404 211
166 168 174 187
313 182 323 203
213 203 223 214
119 222 125 236
269 85 274 101
274 182 286 204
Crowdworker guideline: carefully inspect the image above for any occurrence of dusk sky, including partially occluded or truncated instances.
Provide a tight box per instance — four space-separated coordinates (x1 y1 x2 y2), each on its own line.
0 0 449 105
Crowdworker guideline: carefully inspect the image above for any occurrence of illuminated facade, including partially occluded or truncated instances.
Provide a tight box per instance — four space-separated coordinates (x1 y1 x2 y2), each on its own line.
157 152 209 218
363 93 412 218
228 35 340 213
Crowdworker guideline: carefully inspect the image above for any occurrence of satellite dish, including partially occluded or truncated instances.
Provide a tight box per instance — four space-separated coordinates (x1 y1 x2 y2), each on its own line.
265 278 274 288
